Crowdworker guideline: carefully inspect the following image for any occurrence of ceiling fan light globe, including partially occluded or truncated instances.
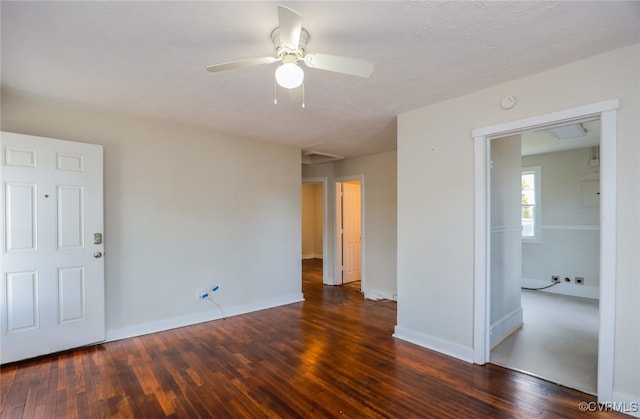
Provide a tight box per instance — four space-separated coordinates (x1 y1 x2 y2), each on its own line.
275 62 304 89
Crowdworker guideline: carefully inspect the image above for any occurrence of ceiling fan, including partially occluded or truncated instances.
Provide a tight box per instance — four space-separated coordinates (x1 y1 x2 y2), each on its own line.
206 5 374 93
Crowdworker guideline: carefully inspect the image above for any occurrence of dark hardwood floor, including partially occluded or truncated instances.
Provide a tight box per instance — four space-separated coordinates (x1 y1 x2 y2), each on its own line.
1 258 622 418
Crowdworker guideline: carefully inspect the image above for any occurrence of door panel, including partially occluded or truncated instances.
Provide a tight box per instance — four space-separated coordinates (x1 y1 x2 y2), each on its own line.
342 182 361 283
58 266 85 323
5 182 37 251
57 185 84 249
5 270 39 332
1 132 104 364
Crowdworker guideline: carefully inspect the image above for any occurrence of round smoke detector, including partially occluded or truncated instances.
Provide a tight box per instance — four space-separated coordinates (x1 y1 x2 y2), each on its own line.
500 96 516 109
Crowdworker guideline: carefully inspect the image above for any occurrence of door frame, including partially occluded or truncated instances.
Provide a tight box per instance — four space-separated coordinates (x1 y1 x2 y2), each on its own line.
472 99 619 403
335 175 365 288
302 177 331 284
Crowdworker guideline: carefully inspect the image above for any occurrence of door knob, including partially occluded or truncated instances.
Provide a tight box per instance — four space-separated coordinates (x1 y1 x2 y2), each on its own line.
93 251 103 258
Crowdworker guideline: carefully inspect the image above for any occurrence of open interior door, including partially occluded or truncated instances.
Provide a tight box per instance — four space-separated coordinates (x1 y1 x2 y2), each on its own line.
1 132 105 364
341 181 361 283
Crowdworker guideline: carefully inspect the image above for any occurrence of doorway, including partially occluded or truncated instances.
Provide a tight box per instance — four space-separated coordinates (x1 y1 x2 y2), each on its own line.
488 125 601 394
301 178 329 285
336 179 362 287
472 99 619 403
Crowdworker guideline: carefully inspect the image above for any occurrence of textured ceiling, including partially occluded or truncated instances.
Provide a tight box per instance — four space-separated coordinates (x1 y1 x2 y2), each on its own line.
2 1 639 159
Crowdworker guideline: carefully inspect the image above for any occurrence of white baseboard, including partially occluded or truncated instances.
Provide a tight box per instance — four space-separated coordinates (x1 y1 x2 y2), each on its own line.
302 254 323 259
393 325 474 363
611 392 640 418
490 307 523 348
106 293 304 342
363 287 395 301
522 278 599 299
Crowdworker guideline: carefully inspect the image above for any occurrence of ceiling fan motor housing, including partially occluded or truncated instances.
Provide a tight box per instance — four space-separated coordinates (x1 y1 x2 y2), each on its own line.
271 27 309 58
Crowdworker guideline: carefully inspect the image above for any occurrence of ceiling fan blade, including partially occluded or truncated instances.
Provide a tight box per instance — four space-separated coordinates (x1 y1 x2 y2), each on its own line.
303 53 373 78
206 57 278 73
278 5 302 51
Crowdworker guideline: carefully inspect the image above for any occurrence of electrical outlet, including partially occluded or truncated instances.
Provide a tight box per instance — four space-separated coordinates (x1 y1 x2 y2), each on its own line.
551 275 560 283
564 277 571 283
198 284 220 300
575 277 584 285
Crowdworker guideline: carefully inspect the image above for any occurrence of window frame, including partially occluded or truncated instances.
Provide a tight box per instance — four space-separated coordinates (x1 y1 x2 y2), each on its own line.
521 165 542 243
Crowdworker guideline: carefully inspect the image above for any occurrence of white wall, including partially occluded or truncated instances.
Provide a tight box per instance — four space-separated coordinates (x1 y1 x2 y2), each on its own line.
397 44 640 402
522 147 600 299
334 151 397 300
490 136 523 347
301 183 323 259
1 92 303 340
302 150 397 300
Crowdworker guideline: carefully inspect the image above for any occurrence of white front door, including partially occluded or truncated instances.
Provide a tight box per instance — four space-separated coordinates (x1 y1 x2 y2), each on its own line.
342 181 361 283
1 132 105 364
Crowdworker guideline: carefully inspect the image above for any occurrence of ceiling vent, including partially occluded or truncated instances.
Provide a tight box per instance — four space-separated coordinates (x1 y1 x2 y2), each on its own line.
550 123 586 139
302 151 344 165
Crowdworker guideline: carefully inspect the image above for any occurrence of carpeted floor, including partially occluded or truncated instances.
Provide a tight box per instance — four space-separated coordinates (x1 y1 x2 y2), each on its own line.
490 289 599 395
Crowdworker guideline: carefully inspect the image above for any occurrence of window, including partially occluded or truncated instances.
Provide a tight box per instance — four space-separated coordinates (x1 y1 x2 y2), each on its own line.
521 166 541 241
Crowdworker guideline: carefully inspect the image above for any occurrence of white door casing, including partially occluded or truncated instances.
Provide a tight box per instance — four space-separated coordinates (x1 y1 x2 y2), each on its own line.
472 99 619 404
1 132 105 364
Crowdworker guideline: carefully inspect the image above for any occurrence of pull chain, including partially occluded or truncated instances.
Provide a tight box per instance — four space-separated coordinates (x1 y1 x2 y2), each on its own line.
274 78 278 105
301 82 305 109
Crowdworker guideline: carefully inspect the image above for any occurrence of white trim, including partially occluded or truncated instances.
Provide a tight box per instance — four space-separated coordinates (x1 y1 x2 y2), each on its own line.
472 99 619 138
301 253 323 260
334 175 365 289
302 177 332 285
363 287 394 301
490 307 523 348
335 184 342 285
611 392 640 418
597 108 617 403
106 293 304 342
473 99 619 403
491 225 523 234
473 134 490 364
393 326 474 363
542 224 600 231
